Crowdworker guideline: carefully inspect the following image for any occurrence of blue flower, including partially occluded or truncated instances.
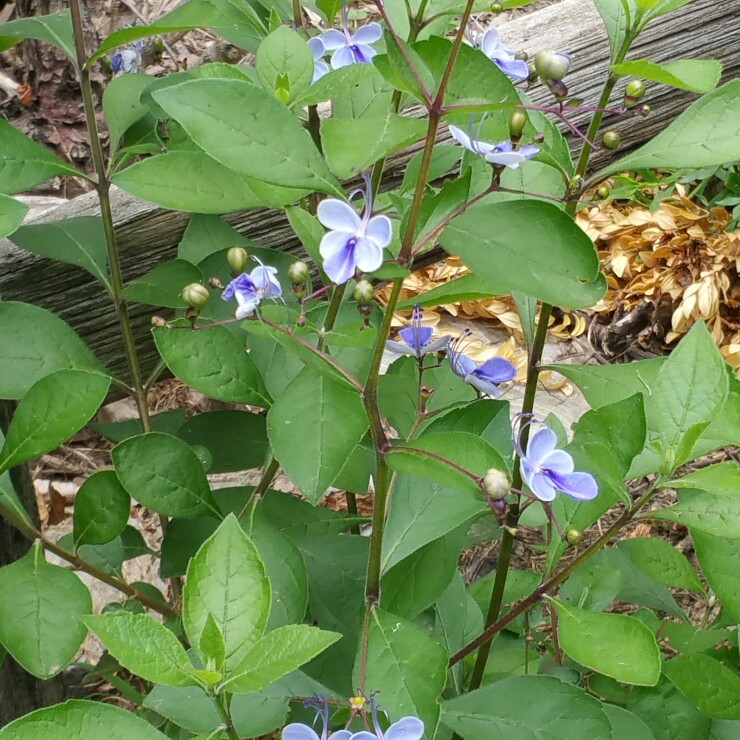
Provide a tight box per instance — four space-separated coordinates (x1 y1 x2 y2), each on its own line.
387 304 450 358
111 40 143 74
283 717 423 740
320 3 382 68
222 262 281 319
309 37 330 84
518 421 598 502
476 28 529 80
448 331 516 397
317 179 391 285
449 120 539 169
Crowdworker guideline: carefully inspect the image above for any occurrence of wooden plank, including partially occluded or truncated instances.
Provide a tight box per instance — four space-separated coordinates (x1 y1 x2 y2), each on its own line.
1 0 736 382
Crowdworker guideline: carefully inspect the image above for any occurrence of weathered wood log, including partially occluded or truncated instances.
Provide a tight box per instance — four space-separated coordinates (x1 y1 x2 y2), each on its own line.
0 0 737 382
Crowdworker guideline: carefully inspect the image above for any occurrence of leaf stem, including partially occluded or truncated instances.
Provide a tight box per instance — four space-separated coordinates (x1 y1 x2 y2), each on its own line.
238 455 280 519
213 693 241 740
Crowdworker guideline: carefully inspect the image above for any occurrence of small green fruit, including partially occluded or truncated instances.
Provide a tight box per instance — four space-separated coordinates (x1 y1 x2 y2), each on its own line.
181 282 210 308
534 49 572 81
288 260 310 286
227 246 248 273
353 279 374 305
625 78 646 100
597 185 610 199
508 110 527 138
566 529 584 545
602 130 621 150
490 2 503 13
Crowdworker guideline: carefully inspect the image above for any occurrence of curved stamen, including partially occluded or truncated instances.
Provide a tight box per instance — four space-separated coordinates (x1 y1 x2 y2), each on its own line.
360 170 374 228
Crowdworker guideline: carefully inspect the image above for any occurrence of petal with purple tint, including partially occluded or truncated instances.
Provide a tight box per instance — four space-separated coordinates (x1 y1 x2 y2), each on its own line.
353 22 383 45
386 339 418 356
479 28 503 58
399 325 433 349
235 291 259 319
320 28 347 50
323 244 357 284
282 724 321 740
526 427 558 465
351 43 378 64
317 199 362 232
319 229 353 259
385 716 425 740
541 449 574 475
529 471 557 501
493 57 530 80
466 374 502 397
485 150 527 168
330 732 353 740
447 124 477 153
476 356 516 383
518 144 540 160
313 59 330 83
352 236 384 274
365 214 392 248
548 470 599 501
350 733 379 740
250 265 281 298
222 273 255 301
450 350 476 378
331 45 358 68
308 36 325 60
425 334 451 353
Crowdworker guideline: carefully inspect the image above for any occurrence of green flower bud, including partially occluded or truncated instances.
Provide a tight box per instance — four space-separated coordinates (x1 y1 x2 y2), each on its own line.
184 306 201 322
514 50 529 62
566 528 584 545
569 175 584 195
482 468 510 500
151 315 167 328
490 2 503 12
602 130 621 150
597 185 610 199
288 260 310 285
534 49 572 81
181 282 210 308
227 246 249 274
353 279 374 305
508 110 527 139
625 79 646 101
639 103 651 117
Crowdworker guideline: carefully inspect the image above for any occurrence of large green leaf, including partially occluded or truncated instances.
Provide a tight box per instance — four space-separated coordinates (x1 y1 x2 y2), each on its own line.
354 609 447 734
151 79 342 195
442 675 613 739
103 73 152 157
618 537 703 592
550 598 661 685
592 0 636 63
267 368 369 504
611 59 722 94
0 547 91 678
0 370 110 474
73 470 130 546
0 119 81 193
441 199 606 308
0 302 106 400
255 26 313 104
112 432 221 518
0 11 75 61
153 325 270 407
11 217 111 289
663 653 740 719
122 259 202 308
692 528 740 621
183 515 271 673
222 624 341 693
0 700 169 739
0 193 28 239
600 79 740 175
602 704 655 740
85 612 197 687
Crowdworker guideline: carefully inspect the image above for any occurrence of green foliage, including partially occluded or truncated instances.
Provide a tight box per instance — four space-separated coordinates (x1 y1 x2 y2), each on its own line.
611 58 722 93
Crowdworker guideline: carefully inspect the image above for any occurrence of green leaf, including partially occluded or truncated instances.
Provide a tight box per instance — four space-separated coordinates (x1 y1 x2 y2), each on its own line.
0 370 110 474
0 547 91 678
386 431 506 496
256 26 314 104
0 302 106 400
602 704 655 740
354 608 447 734
183 515 271 673
222 624 340 693
441 675 613 739
85 612 197 687
89 409 186 443
374 31 434 101
293 63 378 106
601 79 740 175
198 612 226 670
122 259 202 308
550 598 661 686
103 73 152 157
692 529 740 622
612 58 722 94
152 79 342 196
0 193 28 239
322 113 426 179
397 273 503 310
11 217 111 290
160 517 218 578
267 369 369 504
284 205 327 281
154 325 271 407
0 428 31 527
73 470 130 546
0 118 82 193
0 699 169 739
441 199 606 308
663 654 740 719
592 0 636 63
560 557 622 611
0 10 75 61
112 432 221 518
618 537 703 592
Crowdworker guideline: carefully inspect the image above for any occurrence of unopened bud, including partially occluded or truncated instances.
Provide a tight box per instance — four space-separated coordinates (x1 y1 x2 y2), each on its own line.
297 314 307 327
181 282 210 308
209 276 224 290
546 78 568 101
602 130 621 150
292 284 306 299
508 110 527 139
639 103 651 117
490 1 503 12
597 185 610 199
482 468 510 500
358 303 373 318
151 315 167 328
514 50 529 62
185 306 201 322
566 528 584 545
353 279 374 305
534 132 545 144
534 49 572 81
569 175 584 195
288 260 310 285
625 78 646 101
227 246 248 274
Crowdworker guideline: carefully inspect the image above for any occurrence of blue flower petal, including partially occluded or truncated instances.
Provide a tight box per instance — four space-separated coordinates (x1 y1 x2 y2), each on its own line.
385 716 425 740
282 723 321 740
526 426 558 466
399 325 433 350
317 199 362 232
353 22 383 45
331 44 359 68
476 356 516 383
493 57 530 80
548 470 599 500
320 28 347 50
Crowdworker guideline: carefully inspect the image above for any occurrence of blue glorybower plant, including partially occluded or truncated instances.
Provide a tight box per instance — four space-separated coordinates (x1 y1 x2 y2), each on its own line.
0 0 738 738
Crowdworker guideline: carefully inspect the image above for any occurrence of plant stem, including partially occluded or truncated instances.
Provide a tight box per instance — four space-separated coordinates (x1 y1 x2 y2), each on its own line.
317 284 344 351
213 693 241 740
364 456 389 605
238 455 280 519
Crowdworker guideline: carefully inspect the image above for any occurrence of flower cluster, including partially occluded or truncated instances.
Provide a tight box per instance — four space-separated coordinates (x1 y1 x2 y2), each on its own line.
221 262 282 319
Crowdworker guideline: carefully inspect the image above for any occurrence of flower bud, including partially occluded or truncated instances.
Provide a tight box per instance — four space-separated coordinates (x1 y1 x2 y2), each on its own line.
639 103 651 117
566 528 584 545
625 78 646 101
597 185 610 199
288 260 310 286
568 174 584 195
181 282 210 308
508 110 527 139
534 132 545 144
185 306 201 322
482 468 510 500
353 279 374 305
534 49 572 81
209 276 224 290
546 78 568 101
490 1 503 12
151 315 167 328
514 50 529 62
602 130 621 150
227 246 248 274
